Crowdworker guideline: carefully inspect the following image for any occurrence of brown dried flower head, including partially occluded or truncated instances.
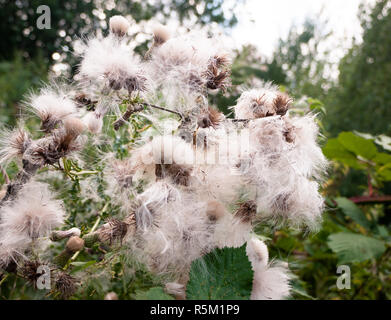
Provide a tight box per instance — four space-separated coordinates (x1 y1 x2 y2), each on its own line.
55 271 77 299
234 200 257 223
66 236 85 253
197 107 224 129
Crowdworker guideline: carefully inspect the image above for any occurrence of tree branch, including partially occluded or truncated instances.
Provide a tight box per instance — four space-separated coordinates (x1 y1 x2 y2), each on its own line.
349 195 391 204
113 101 185 130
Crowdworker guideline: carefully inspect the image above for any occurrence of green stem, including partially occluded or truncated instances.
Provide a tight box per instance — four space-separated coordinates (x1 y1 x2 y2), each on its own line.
63 202 109 270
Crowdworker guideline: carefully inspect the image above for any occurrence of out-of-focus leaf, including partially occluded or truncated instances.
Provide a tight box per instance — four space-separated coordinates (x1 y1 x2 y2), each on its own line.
337 132 377 160
322 138 364 169
334 197 372 230
308 98 326 114
186 245 253 300
377 163 391 180
373 152 391 165
328 233 386 263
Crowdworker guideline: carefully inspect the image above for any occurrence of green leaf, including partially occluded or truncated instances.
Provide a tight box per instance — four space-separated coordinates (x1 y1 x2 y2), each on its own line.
322 138 363 169
337 132 377 160
186 245 253 300
307 98 326 114
334 197 372 230
377 162 391 181
328 233 386 263
134 287 174 300
373 152 391 165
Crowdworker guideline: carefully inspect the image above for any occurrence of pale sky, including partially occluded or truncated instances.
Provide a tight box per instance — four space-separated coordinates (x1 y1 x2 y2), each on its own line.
229 0 376 60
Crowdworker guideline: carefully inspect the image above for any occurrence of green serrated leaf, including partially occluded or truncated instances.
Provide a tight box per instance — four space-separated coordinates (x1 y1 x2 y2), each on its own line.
134 287 174 300
186 245 253 300
337 132 377 160
327 233 386 263
334 197 372 230
322 138 364 169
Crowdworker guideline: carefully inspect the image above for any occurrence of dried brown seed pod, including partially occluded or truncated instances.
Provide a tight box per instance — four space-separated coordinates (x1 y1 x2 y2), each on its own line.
20 260 44 288
66 236 85 253
155 163 192 186
234 200 257 223
55 271 77 299
197 107 224 129
273 93 292 116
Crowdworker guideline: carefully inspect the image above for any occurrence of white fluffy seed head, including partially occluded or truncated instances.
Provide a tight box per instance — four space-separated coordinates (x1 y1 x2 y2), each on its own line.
246 238 290 300
0 182 65 264
152 24 170 46
146 34 230 114
234 83 291 119
84 112 103 134
0 127 30 166
0 182 65 239
213 212 252 249
64 117 86 137
241 112 326 230
26 86 77 125
78 36 147 93
246 238 269 267
109 15 130 37
130 135 195 185
250 261 291 300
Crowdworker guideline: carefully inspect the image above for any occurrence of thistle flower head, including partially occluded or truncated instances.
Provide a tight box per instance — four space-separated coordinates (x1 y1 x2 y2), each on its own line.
20 260 47 288
66 236 84 253
97 219 129 245
152 24 170 46
0 182 64 240
146 34 231 113
64 117 86 138
55 271 77 299
22 119 85 168
78 36 147 94
246 238 291 300
0 127 31 166
234 200 257 223
83 112 103 134
131 136 195 186
234 84 292 119
246 238 269 267
109 15 130 37
0 182 64 264
50 228 81 242
26 86 78 132
197 107 224 129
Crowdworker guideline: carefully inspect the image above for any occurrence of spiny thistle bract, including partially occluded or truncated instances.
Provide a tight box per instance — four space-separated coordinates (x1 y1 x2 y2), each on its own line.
0 15 327 300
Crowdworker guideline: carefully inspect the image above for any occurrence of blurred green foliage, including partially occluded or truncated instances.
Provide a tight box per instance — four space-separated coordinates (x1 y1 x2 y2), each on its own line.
0 52 47 125
326 0 391 136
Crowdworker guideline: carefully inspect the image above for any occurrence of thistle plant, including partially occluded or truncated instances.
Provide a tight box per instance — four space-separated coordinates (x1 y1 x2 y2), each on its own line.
0 15 327 300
